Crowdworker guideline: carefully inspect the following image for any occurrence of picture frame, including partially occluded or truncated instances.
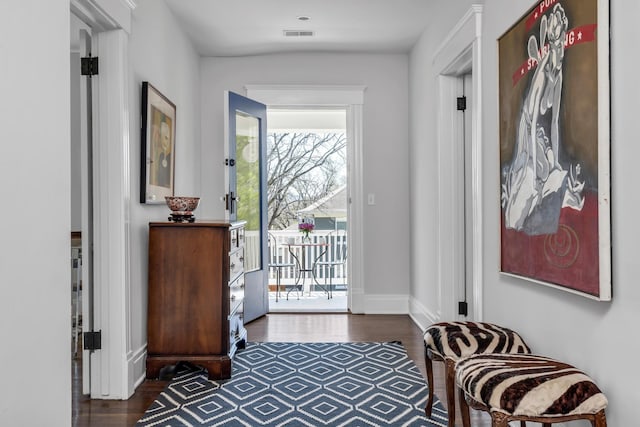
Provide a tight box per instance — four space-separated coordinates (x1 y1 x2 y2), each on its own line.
498 0 611 300
140 81 176 204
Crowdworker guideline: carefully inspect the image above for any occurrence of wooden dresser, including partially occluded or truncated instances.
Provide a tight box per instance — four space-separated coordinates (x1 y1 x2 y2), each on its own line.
146 220 247 380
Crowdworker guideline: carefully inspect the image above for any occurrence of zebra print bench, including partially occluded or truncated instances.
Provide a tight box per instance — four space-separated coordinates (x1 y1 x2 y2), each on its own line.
456 353 608 427
423 321 531 427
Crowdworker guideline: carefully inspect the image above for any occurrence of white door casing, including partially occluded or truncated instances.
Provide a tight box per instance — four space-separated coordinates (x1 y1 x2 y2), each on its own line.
70 0 136 399
75 17 94 396
462 73 474 320
432 5 484 321
245 85 366 313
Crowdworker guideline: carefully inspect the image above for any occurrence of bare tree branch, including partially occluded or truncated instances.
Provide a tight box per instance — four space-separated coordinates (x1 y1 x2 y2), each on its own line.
267 132 346 229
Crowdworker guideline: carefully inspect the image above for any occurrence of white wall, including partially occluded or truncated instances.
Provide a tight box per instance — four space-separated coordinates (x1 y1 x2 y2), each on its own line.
0 0 71 424
411 1 640 425
481 1 639 425
200 53 411 301
128 0 201 381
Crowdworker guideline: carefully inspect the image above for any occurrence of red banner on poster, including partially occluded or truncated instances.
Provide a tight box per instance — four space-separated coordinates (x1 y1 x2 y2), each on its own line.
526 0 561 30
511 24 597 87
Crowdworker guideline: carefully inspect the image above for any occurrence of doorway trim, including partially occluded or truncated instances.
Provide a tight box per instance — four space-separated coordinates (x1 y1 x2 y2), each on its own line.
70 0 136 399
245 85 366 313
433 5 484 321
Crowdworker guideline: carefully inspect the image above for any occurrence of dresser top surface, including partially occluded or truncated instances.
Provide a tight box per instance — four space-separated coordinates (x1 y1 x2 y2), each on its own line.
149 220 246 228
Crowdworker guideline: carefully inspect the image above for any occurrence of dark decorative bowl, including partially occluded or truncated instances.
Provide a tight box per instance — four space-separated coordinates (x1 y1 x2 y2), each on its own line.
165 196 200 216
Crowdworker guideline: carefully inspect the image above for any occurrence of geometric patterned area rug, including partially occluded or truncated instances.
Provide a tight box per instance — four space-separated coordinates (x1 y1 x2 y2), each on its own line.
136 342 448 427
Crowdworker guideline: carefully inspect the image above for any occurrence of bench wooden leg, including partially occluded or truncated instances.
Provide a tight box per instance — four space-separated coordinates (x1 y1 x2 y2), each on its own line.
424 351 434 417
593 409 607 427
459 387 471 427
490 411 510 427
445 358 456 427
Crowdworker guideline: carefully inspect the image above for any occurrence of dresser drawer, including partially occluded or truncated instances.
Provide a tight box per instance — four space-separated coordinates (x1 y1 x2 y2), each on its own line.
229 275 244 317
230 228 239 248
229 312 245 353
229 313 243 340
229 247 244 281
230 226 245 249
237 227 245 248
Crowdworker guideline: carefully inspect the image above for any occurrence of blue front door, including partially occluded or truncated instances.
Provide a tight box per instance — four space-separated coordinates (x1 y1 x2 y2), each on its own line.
226 91 268 322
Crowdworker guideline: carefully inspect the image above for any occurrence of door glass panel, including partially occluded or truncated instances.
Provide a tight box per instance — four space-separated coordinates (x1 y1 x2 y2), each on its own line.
236 111 261 272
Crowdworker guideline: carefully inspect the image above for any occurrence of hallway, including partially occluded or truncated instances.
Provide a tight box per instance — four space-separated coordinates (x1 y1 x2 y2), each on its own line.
72 314 491 426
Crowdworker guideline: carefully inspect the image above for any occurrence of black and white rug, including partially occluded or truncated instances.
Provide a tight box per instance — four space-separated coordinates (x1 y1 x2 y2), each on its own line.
136 342 448 426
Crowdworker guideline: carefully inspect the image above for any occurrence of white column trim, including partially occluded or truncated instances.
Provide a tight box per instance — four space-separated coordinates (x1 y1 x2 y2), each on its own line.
346 104 365 313
244 85 366 313
92 28 132 400
470 34 484 321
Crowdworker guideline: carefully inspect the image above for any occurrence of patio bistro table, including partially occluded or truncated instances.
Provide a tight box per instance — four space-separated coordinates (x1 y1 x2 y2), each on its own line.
286 240 330 300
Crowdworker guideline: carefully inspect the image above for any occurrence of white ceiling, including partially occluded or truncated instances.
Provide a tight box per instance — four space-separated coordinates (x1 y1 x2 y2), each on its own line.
163 0 432 57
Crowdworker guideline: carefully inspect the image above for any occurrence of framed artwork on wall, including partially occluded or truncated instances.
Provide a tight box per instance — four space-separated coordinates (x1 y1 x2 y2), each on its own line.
498 0 611 300
140 81 176 204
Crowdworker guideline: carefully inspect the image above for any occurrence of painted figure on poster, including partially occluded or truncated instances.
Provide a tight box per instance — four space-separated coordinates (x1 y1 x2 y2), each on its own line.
501 3 584 235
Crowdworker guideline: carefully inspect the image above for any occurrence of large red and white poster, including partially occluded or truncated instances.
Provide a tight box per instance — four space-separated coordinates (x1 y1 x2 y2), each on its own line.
498 0 611 300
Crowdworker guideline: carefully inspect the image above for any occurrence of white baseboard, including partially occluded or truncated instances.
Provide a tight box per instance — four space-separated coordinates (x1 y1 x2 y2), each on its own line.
359 294 409 314
352 293 441 319
127 344 147 397
408 296 439 332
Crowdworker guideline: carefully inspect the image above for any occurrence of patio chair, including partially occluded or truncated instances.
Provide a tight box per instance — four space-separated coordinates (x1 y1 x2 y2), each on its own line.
314 229 347 299
268 232 295 302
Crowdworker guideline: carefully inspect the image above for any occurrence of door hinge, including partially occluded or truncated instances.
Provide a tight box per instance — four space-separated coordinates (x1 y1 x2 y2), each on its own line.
83 330 102 351
225 158 236 167
81 56 99 76
458 301 468 316
457 96 467 111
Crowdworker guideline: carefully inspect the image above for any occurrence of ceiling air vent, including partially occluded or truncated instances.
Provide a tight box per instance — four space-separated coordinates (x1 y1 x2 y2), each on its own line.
283 30 314 37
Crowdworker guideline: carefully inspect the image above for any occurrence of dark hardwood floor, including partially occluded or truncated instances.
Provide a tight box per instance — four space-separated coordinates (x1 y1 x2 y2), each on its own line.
73 313 491 426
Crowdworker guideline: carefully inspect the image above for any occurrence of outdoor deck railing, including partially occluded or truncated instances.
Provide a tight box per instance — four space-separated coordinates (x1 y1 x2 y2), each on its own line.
266 230 348 286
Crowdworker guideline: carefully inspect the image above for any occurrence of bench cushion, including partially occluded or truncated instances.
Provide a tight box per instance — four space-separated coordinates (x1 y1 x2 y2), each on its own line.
456 353 608 417
424 321 531 361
